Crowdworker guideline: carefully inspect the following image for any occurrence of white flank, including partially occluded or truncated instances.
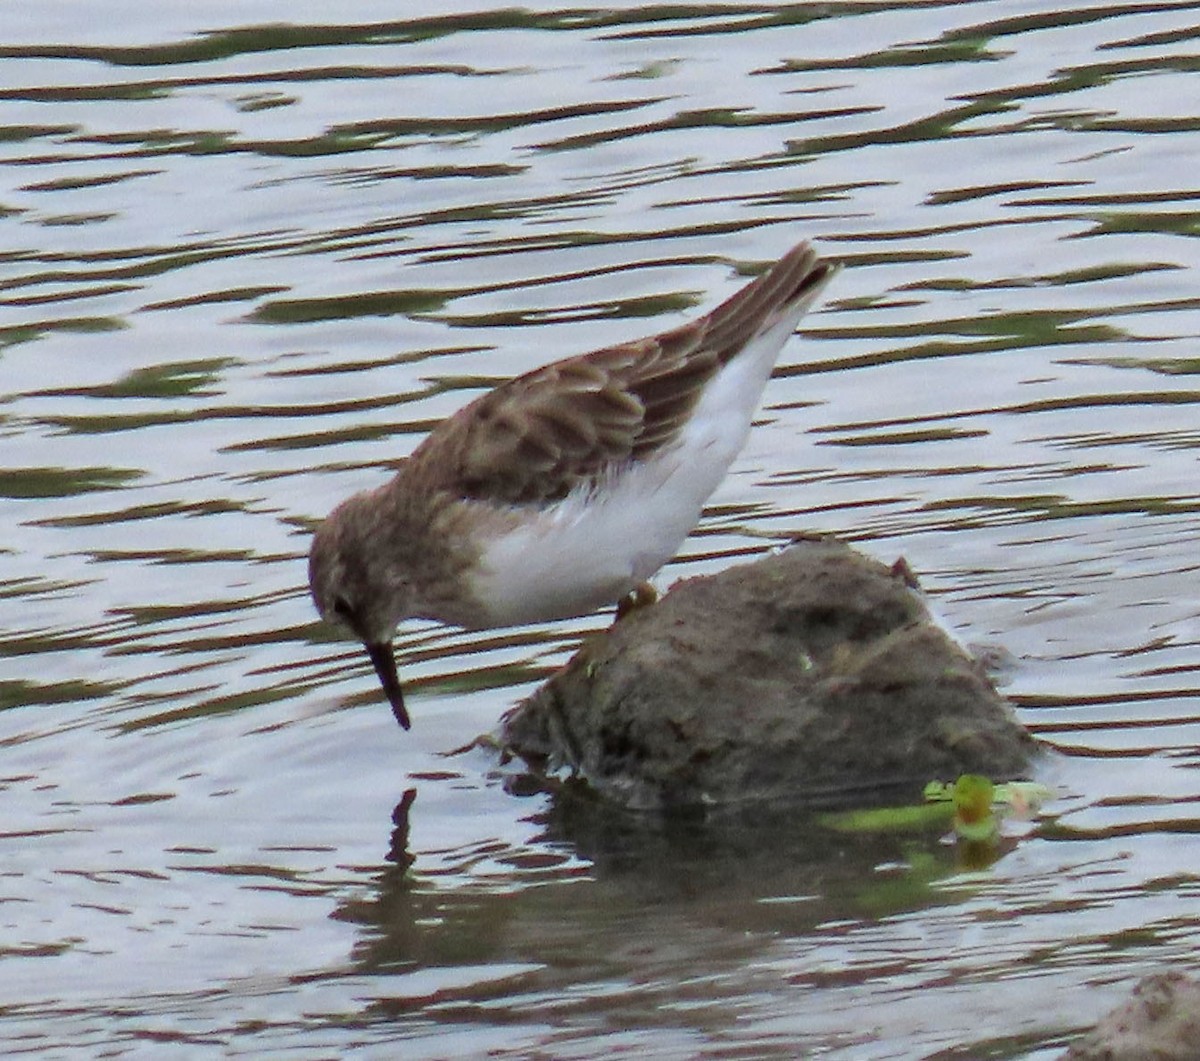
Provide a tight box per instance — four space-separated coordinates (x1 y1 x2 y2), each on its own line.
470 270 833 627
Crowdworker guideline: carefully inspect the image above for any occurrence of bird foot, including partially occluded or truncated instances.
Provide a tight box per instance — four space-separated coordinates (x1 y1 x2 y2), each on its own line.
615 581 658 621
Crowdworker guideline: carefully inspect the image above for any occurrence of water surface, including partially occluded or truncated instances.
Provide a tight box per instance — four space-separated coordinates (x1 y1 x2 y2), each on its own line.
3 2 1200 1057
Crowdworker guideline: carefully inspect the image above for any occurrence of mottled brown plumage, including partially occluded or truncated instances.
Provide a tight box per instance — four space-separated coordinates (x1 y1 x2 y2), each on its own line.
409 241 835 506
309 240 840 729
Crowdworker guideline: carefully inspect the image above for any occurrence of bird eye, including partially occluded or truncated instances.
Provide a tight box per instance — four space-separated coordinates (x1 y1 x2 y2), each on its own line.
331 595 354 621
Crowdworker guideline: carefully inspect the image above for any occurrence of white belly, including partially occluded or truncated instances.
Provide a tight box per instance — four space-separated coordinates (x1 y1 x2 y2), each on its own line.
469 447 700 626
469 316 796 627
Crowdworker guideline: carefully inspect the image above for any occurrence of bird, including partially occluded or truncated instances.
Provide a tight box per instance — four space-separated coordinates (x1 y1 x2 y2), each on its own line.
308 240 841 729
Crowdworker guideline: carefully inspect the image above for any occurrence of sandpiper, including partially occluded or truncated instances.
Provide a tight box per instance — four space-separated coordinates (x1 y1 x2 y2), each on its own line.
309 240 840 729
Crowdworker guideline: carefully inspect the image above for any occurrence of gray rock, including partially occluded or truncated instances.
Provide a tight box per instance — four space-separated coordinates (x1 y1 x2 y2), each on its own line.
1064 971 1200 1060
501 537 1036 811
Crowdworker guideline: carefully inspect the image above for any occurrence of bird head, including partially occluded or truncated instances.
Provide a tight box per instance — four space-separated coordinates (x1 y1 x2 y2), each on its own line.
308 494 414 729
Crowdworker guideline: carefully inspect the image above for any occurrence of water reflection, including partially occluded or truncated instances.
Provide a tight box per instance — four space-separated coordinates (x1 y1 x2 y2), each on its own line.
343 786 977 982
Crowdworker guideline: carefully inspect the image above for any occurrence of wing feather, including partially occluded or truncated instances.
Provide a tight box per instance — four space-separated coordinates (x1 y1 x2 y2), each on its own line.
410 242 836 505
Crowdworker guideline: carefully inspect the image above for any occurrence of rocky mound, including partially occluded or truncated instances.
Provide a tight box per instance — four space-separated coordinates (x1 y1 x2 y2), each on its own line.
502 537 1036 812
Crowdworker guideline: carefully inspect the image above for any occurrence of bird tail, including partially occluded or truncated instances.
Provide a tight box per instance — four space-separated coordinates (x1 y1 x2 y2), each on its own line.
703 242 840 365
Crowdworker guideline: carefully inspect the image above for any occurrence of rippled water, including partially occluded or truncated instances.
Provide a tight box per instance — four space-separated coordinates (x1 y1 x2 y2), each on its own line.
3 2 1200 1057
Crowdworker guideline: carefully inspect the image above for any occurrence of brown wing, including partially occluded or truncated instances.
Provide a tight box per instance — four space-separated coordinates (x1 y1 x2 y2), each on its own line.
412 241 835 506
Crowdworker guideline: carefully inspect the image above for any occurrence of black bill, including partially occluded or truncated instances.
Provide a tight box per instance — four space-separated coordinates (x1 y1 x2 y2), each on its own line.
366 640 410 730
